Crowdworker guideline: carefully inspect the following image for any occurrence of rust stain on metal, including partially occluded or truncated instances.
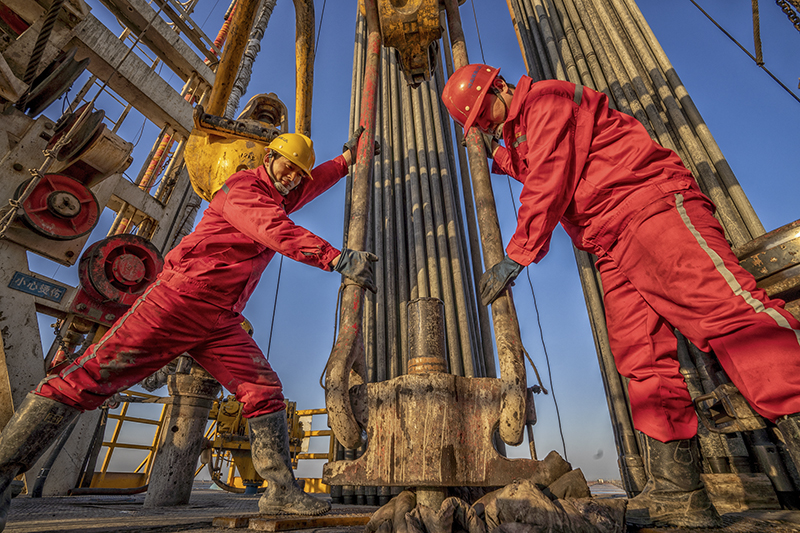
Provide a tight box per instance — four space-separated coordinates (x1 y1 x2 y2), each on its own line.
324 373 539 487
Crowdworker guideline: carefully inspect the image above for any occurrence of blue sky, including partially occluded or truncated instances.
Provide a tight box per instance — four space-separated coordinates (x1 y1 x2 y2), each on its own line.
31 1 798 481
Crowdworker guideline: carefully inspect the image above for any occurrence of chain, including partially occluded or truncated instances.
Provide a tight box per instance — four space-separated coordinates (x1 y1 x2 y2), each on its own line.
777 0 800 32
50 321 75 357
0 168 44 237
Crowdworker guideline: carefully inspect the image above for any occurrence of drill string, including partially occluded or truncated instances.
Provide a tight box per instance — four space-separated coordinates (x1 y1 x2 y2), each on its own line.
0 3 167 239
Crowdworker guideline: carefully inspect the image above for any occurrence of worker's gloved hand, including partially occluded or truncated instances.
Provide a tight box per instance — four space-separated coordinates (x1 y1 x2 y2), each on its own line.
343 126 381 161
481 132 498 158
334 248 379 292
460 133 498 158
479 255 523 306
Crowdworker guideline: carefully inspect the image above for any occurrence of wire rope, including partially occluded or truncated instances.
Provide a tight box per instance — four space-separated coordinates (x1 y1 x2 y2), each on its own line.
265 255 284 361
470 0 486 63
312 0 328 65
689 0 800 104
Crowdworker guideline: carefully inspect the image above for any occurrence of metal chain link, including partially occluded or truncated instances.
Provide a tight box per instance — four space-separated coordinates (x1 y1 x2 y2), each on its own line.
777 0 800 32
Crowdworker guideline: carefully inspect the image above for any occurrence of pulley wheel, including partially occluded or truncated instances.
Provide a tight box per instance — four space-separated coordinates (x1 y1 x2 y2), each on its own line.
47 103 105 163
14 174 99 240
20 47 90 117
78 234 164 306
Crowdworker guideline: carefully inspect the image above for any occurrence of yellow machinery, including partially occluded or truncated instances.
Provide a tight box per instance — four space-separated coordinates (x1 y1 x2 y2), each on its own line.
79 392 331 493
201 397 331 493
184 93 288 202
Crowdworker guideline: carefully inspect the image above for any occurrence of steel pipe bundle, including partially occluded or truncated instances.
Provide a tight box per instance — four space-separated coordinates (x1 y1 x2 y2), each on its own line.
346 12 493 386
504 0 792 496
330 6 507 504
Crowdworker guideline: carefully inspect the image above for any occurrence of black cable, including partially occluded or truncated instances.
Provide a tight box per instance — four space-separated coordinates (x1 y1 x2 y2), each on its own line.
132 117 147 148
504 175 568 460
312 0 328 66
470 0 486 64
265 255 283 361
320 283 346 391
201 0 224 27
689 0 800 104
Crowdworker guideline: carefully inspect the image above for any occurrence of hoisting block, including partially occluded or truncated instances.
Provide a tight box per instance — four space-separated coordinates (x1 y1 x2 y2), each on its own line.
324 298 539 488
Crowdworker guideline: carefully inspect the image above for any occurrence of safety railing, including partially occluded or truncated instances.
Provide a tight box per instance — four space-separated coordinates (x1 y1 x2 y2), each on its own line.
90 391 167 489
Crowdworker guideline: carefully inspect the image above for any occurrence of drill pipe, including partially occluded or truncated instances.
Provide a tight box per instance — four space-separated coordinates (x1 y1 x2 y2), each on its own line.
443 0 527 446
438 20 496 376
325 0 381 450
388 51 410 377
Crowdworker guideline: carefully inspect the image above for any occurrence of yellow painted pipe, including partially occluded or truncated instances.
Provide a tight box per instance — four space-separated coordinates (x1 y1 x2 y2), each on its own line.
206 0 261 117
292 0 315 136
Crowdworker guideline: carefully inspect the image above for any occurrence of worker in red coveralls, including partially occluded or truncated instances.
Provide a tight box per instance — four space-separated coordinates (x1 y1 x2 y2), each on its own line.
442 64 800 528
0 130 378 528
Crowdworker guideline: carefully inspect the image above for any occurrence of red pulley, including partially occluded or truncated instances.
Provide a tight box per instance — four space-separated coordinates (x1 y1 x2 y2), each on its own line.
78 234 164 307
14 173 99 240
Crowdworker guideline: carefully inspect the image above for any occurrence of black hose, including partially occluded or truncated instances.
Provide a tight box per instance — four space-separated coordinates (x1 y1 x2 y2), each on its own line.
31 418 78 498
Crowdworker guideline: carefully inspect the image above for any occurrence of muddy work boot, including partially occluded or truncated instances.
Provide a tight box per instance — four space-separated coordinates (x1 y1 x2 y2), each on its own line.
0 394 80 532
777 413 800 473
626 435 721 528
248 411 330 516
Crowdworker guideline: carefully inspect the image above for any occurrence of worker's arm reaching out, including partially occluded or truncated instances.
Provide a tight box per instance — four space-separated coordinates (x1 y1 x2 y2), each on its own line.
506 92 591 266
480 90 592 305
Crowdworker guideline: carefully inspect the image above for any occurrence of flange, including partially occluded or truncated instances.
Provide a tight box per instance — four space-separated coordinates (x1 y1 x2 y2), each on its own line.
15 174 99 240
78 234 164 307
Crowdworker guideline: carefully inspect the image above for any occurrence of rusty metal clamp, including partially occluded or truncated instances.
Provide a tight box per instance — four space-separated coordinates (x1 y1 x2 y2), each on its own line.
694 382 767 433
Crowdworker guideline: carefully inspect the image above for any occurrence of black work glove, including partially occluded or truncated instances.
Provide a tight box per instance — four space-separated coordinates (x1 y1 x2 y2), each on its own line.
343 126 381 161
479 255 523 306
481 132 498 158
460 132 497 158
334 248 379 292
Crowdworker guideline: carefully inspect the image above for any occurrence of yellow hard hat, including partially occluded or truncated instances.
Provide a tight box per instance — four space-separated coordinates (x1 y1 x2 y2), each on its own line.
267 133 315 178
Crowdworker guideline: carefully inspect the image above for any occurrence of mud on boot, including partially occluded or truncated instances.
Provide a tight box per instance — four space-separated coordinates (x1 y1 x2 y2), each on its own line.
248 410 330 516
0 394 80 532
777 413 800 474
258 479 330 516
625 434 722 528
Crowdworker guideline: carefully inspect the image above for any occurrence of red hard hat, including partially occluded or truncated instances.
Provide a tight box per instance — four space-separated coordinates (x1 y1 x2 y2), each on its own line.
442 64 500 132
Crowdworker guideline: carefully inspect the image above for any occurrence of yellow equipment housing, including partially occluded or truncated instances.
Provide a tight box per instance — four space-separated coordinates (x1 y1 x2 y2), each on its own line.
185 93 289 202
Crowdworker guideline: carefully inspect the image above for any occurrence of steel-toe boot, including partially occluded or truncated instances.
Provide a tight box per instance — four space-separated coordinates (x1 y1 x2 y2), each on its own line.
626 434 722 528
776 413 800 472
0 394 80 532
248 410 330 516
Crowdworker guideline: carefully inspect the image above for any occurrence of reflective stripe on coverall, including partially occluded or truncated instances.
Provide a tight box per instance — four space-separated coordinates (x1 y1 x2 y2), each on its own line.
36 155 349 417
491 78 800 441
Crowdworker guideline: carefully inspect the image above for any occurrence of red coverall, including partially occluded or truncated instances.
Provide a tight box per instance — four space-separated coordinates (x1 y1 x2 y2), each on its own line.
491 77 800 442
36 156 348 418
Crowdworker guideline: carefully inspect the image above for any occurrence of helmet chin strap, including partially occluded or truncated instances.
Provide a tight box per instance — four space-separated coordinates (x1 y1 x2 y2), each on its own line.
265 154 291 196
489 86 509 139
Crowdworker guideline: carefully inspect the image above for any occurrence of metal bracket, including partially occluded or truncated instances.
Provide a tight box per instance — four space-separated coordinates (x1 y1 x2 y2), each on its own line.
694 382 767 434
